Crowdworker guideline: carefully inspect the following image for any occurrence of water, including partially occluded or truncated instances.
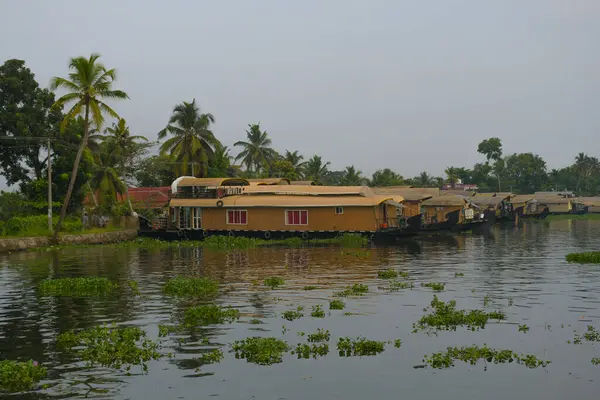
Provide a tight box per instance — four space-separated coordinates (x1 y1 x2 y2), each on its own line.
1 220 600 399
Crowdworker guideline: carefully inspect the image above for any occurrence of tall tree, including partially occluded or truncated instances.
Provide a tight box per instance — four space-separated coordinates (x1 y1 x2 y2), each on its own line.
104 118 148 215
284 150 306 179
0 59 62 185
477 137 503 191
134 155 176 187
50 53 128 236
90 141 126 211
574 152 588 194
444 167 460 189
504 153 548 193
208 146 237 178
234 123 276 174
158 99 220 178
369 168 404 187
416 171 433 187
339 165 364 186
304 155 330 185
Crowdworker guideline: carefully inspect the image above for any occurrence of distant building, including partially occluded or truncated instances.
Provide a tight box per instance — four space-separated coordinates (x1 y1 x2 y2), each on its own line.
441 183 478 191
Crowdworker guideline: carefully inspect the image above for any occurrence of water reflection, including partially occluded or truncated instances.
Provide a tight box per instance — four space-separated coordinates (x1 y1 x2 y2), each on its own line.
1 220 600 399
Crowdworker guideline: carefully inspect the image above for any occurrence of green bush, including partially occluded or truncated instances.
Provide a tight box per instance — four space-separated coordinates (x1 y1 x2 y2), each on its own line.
0 215 83 237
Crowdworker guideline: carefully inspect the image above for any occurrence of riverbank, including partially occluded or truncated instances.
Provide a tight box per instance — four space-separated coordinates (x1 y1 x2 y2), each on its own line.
0 230 138 253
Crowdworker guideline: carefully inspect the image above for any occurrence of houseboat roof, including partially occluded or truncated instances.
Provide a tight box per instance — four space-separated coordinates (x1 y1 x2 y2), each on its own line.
247 178 291 185
473 192 513 199
440 189 476 197
534 196 572 205
577 197 600 207
372 187 436 201
511 195 535 204
468 196 506 207
170 194 398 208
172 177 250 191
243 185 374 197
291 180 315 186
422 195 471 207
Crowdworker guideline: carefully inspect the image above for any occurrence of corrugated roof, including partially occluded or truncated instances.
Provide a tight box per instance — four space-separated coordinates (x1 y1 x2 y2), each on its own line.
534 196 571 204
422 195 469 207
372 187 437 201
243 185 374 196
170 194 395 208
175 177 250 188
473 192 513 199
247 178 291 185
291 181 315 186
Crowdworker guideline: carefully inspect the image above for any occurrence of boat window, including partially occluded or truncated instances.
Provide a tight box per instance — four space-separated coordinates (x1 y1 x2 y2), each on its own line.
335 207 344 215
226 210 247 225
285 210 308 225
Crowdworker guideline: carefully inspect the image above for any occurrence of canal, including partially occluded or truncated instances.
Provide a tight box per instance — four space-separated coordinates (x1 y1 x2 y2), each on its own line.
1 219 599 399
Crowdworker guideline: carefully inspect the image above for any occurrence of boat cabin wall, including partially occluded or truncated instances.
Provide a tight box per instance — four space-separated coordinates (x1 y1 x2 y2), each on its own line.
422 205 463 224
402 201 421 217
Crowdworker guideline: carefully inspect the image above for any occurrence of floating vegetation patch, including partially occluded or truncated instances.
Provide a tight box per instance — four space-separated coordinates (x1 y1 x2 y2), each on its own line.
518 324 530 333
394 339 402 348
183 305 240 327
413 296 505 333
163 277 218 297
249 319 264 325
158 324 182 338
377 269 398 279
423 345 550 369
230 337 290 365
337 337 386 357
592 358 600 366
454 273 464 277
329 300 346 310
381 280 414 291
303 285 318 291
398 271 410 279
196 349 224 365
38 277 117 297
127 280 141 296
565 252 600 264
264 276 285 289
307 329 330 343
334 284 369 297
573 325 600 344
334 233 368 247
57 324 161 373
483 295 492 306
292 343 329 359
342 250 372 258
311 305 325 318
422 282 445 292
0 360 47 393
281 310 304 322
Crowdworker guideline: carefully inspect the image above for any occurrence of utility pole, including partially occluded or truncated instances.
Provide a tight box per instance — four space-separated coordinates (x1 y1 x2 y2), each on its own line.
47 137 52 233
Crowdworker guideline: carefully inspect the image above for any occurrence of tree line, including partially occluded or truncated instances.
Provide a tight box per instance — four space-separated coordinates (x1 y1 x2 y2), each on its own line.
1 54 599 234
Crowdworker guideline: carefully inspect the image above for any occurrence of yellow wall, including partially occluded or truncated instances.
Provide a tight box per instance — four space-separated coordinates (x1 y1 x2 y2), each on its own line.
402 201 421 217
195 205 385 231
422 205 463 223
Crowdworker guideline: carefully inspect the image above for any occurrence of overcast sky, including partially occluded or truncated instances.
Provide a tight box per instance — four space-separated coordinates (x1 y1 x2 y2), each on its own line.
1 0 599 189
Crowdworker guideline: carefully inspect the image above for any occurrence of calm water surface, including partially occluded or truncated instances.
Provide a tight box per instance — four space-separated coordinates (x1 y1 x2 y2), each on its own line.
1 220 600 399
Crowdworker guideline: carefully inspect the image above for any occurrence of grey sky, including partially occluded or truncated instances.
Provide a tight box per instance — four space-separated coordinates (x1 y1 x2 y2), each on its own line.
1 0 599 189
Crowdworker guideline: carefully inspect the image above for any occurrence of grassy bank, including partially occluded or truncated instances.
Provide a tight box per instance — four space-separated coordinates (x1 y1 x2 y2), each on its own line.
0 215 127 238
34 234 369 252
546 214 600 221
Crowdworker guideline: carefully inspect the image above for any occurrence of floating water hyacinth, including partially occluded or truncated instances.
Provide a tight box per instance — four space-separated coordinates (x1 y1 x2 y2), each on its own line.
38 277 117 296
230 337 290 365
0 360 47 393
163 277 218 297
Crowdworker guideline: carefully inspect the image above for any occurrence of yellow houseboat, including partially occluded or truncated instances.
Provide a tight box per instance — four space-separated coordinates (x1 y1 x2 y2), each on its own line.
511 195 549 219
534 195 585 215
420 195 484 232
147 179 421 240
372 187 438 218
469 193 514 223
577 197 600 213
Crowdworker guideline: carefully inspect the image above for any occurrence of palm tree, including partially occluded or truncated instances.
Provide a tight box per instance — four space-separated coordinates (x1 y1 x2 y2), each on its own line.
90 143 126 210
304 155 330 185
339 165 364 186
417 171 433 187
444 167 460 189
104 118 148 215
158 99 221 178
575 152 588 193
284 150 306 179
50 53 128 237
234 123 277 174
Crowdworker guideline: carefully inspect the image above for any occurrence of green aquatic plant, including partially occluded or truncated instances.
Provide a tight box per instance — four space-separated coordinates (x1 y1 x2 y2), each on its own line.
303 285 318 291
518 324 530 333
0 360 47 393
565 252 600 264
311 305 325 318
297 332 305 337
127 280 141 296
183 305 240 327
423 345 550 369
158 324 183 337
422 282 445 292
483 295 492 306
307 329 330 343
394 339 402 348
592 358 600 366
57 324 161 373
196 348 224 364
508 298 514 306
342 250 372 258
377 269 398 279
335 233 368 247
249 319 264 325
163 277 218 297
382 280 414 291
454 273 464 277
264 276 285 289
38 277 117 296
337 337 386 357
293 343 329 359
334 283 369 297
398 271 410 279
329 299 346 310
413 295 506 333
230 337 290 365
281 310 303 322
573 325 600 344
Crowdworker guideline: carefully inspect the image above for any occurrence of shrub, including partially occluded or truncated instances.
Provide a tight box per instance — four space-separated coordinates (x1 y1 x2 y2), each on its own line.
337 337 386 357
329 300 346 310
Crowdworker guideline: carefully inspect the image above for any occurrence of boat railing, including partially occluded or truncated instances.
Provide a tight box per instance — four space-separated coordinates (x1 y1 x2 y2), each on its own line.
377 217 409 230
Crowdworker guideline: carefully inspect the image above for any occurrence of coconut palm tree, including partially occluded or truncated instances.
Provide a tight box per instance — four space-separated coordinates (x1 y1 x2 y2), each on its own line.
90 142 126 211
304 155 330 185
339 165 364 186
284 150 306 179
444 167 460 189
575 152 589 193
50 53 128 237
104 118 148 215
417 171 433 187
234 123 277 174
158 99 221 178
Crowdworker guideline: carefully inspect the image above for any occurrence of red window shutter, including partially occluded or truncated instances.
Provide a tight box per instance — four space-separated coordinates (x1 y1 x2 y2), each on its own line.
228 210 233 224
294 211 300 225
300 211 308 225
240 211 247 224
287 211 293 225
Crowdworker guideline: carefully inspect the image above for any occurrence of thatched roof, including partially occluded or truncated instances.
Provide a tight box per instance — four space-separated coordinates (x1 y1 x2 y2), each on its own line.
469 196 505 207
243 185 374 197
372 187 437 201
247 178 291 185
170 194 396 208
441 189 476 197
172 177 249 191
577 197 600 207
511 195 535 204
473 192 513 199
291 181 315 186
422 195 469 207
534 195 571 205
